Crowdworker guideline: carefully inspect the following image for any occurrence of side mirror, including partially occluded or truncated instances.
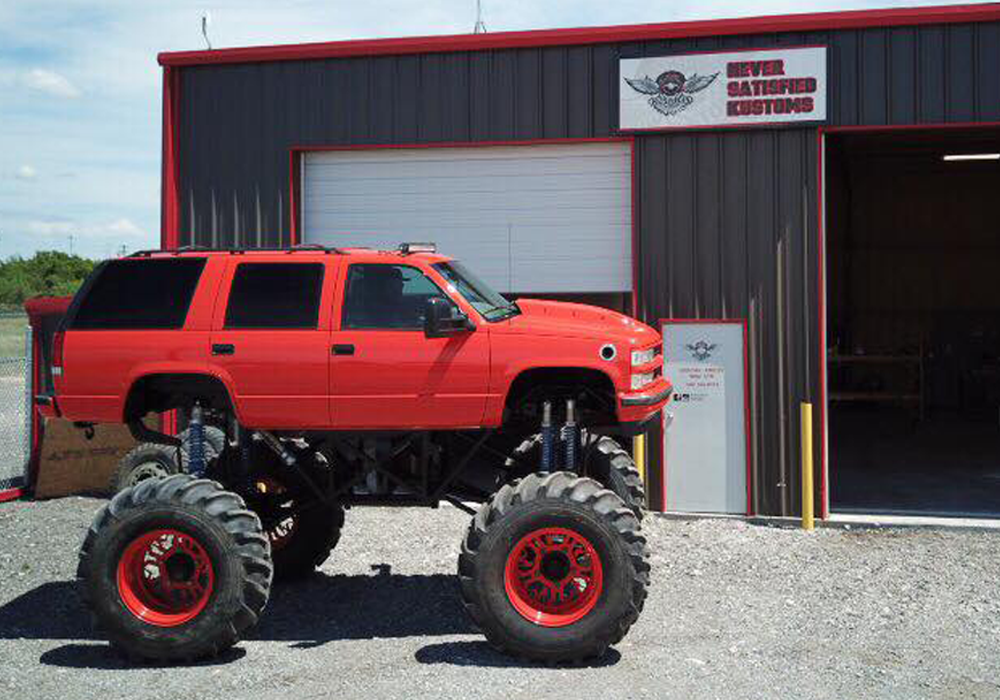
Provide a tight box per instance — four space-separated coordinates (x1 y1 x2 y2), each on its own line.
424 297 473 338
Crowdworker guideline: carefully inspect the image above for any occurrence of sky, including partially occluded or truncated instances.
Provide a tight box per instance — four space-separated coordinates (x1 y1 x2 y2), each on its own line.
0 0 988 259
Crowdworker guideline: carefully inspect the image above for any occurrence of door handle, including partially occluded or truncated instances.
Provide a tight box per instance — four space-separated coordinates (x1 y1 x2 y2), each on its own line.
212 343 235 356
332 344 355 356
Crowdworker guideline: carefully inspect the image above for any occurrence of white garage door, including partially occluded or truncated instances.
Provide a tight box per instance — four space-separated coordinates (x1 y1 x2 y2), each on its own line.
302 142 632 293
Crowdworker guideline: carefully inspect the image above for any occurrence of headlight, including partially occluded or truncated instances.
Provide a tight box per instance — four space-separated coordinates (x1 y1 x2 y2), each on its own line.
631 372 655 391
631 348 656 366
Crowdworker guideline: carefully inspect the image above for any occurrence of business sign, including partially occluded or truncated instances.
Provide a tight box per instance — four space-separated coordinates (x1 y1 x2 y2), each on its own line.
620 47 827 131
662 321 748 514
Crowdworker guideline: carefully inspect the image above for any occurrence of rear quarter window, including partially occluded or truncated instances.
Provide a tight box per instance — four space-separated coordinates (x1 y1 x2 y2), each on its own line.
69 258 207 330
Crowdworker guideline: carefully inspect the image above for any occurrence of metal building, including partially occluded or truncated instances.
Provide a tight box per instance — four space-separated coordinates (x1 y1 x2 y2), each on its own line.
158 4 1000 519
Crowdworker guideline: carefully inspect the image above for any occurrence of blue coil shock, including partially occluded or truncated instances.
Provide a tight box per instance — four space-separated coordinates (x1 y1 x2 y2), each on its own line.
188 403 206 477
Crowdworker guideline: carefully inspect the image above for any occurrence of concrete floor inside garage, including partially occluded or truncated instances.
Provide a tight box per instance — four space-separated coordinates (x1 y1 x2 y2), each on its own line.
826 126 1000 518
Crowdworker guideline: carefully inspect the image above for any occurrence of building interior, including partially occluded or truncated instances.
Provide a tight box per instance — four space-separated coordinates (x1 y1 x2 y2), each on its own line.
827 127 1000 516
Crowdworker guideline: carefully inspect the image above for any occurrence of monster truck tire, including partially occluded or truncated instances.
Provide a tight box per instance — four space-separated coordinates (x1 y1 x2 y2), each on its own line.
77 474 273 662
459 472 650 663
507 432 646 519
250 472 345 581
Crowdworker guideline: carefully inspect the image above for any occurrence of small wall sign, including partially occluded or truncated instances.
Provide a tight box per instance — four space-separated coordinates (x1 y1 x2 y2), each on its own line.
620 46 827 131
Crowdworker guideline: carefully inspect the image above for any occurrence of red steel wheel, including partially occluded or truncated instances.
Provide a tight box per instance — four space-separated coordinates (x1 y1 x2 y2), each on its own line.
504 526 604 627
116 528 215 627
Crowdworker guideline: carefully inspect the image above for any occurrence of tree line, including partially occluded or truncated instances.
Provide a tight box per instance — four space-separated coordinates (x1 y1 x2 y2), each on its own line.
0 252 96 311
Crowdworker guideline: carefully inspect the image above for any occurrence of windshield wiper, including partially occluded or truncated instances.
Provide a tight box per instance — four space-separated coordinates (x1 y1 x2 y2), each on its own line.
484 303 519 321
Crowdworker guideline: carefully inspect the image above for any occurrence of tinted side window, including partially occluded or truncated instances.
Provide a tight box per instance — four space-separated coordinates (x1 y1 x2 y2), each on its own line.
224 263 324 329
70 258 206 330
342 264 455 330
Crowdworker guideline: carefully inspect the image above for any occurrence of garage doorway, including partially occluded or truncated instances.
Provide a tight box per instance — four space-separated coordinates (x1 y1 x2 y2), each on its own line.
826 126 1000 517
299 140 633 312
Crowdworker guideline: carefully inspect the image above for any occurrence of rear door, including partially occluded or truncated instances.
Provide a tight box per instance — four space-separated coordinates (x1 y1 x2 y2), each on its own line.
210 258 337 429
328 262 490 429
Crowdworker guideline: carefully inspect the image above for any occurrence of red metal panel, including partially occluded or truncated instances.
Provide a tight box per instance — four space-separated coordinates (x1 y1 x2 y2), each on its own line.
158 4 1000 67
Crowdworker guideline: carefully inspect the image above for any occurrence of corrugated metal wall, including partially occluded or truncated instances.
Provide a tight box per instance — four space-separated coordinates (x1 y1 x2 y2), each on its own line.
174 19 1000 515
636 129 818 516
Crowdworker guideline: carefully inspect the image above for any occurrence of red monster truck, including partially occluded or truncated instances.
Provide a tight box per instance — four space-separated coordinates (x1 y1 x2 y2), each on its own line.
39 243 671 663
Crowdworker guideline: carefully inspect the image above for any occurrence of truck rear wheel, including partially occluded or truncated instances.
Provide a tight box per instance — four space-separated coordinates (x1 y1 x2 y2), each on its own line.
77 474 272 662
249 474 345 580
507 432 646 519
459 472 650 663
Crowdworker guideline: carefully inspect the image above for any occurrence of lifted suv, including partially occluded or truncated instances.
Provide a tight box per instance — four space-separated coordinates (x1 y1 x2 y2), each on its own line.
47 244 671 664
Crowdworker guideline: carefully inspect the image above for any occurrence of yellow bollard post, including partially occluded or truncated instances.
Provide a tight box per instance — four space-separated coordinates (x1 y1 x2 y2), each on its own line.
800 402 815 531
632 433 647 504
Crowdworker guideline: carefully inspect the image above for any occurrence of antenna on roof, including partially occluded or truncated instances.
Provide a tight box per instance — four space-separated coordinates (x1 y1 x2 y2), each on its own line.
473 0 487 34
201 11 213 50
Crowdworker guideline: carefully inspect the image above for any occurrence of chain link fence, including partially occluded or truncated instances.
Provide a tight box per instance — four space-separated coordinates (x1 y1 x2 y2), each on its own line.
0 318 31 492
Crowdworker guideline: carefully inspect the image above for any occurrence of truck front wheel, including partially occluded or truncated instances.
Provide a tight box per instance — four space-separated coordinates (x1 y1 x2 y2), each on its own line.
458 473 650 663
77 474 272 661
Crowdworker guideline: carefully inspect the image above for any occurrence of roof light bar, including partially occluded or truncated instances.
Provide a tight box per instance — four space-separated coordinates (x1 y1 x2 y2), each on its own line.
942 153 1000 162
398 242 437 254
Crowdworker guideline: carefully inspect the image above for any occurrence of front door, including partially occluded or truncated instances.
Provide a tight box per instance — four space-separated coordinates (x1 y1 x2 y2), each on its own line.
329 262 490 429
210 260 334 429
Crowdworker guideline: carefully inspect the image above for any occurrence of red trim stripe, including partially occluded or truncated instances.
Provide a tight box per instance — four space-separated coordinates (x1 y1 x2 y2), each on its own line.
0 488 23 504
158 4 1000 67
161 67 181 250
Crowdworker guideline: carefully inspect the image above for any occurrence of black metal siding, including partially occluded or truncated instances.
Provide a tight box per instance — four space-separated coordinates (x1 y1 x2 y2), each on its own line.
174 20 1000 515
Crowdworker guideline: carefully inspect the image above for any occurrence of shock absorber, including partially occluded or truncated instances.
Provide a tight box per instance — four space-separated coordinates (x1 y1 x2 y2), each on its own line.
188 402 206 477
540 401 556 472
562 398 579 472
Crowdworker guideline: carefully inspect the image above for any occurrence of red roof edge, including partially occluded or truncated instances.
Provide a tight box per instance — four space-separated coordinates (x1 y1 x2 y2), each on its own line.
23 296 72 326
158 3 1000 67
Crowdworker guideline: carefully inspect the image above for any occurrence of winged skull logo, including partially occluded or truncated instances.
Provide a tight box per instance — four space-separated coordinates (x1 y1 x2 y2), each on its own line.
625 70 719 117
685 340 717 362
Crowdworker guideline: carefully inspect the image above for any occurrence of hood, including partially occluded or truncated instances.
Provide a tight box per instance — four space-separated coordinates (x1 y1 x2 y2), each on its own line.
495 298 660 345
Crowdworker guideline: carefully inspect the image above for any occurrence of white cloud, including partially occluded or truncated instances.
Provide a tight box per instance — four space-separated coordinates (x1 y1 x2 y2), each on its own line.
15 165 36 180
106 217 144 236
23 68 80 98
28 217 147 240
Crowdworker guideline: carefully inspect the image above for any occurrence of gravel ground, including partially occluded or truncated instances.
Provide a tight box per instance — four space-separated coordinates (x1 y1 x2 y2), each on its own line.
2 497 1000 700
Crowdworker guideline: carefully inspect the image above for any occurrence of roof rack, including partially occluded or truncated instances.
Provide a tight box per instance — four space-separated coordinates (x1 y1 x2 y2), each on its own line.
126 244 344 257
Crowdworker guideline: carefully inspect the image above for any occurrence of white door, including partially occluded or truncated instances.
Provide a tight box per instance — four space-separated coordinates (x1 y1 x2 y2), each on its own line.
301 142 632 294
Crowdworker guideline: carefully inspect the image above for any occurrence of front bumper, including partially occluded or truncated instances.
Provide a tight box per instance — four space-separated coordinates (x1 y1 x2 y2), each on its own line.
621 383 674 407
617 379 673 427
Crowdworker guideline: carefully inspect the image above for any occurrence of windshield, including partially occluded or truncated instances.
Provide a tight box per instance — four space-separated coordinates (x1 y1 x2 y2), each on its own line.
433 261 520 322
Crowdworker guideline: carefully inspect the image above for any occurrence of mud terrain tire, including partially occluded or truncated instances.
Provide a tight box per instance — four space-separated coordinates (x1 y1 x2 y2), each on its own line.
78 474 272 662
459 472 650 663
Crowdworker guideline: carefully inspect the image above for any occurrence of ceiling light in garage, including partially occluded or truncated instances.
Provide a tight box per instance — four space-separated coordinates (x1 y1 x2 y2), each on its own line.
942 153 1000 162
